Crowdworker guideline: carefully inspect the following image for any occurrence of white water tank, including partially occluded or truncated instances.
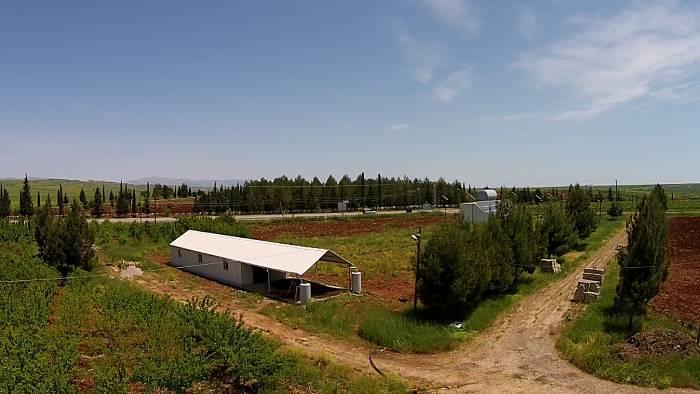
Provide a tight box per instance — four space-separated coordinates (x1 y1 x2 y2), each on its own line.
299 282 311 305
477 189 498 201
351 271 362 294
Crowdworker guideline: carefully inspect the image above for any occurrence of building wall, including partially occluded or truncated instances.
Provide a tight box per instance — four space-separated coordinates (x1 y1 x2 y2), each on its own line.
170 246 247 286
460 202 493 224
170 246 289 287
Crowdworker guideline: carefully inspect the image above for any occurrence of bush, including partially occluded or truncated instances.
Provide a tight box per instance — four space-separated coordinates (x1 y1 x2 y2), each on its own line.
607 202 624 218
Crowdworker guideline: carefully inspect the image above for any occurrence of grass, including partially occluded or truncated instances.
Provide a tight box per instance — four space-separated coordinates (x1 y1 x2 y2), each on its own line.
558 260 700 389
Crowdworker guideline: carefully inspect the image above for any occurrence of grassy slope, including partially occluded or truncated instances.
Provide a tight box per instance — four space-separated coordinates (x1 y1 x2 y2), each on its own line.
264 216 626 353
558 261 700 389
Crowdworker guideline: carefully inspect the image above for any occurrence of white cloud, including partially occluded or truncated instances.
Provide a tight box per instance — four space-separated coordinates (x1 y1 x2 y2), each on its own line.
431 66 471 102
515 2 700 120
518 5 536 39
387 123 410 132
393 21 443 82
423 0 480 35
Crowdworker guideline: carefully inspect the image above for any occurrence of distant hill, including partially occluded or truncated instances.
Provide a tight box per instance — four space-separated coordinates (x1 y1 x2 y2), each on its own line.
127 176 245 188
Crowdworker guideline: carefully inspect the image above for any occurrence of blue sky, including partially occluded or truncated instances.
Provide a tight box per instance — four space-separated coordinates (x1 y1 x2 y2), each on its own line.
1 0 700 186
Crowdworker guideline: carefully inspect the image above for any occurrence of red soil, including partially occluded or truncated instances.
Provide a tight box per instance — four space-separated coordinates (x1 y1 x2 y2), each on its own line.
652 217 700 323
250 214 450 240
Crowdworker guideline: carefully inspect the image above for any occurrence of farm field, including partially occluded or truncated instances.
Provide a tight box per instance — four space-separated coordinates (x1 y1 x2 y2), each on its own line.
0 178 147 208
260 215 626 353
652 216 700 324
0 221 406 393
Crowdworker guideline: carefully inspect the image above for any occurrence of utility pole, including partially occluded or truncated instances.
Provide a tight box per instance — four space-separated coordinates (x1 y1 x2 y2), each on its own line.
412 227 422 315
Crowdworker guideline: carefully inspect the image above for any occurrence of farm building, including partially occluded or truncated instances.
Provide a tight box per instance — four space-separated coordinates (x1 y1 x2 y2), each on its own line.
169 230 357 302
460 189 500 224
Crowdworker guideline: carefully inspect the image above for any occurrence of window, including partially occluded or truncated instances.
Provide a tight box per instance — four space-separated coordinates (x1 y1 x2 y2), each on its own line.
177 249 182 257
198 254 203 263
223 260 229 270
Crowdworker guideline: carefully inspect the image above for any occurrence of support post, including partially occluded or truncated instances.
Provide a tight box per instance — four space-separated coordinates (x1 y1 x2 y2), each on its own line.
413 227 421 315
266 269 271 294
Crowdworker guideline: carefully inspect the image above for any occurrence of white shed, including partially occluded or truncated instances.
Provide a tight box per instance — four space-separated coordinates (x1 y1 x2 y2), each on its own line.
169 230 353 300
460 200 499 224
477 189 498 201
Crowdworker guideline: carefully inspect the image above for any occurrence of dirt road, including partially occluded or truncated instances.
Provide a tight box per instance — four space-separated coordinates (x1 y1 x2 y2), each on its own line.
120 227 695 393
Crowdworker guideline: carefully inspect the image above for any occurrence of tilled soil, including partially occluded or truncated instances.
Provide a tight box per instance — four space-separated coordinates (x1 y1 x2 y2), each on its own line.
114 225 700 393
652 217 700 323
249 215 449 240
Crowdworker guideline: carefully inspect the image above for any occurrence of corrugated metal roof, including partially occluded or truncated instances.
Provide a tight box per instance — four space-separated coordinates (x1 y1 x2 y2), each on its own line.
169 230 351 276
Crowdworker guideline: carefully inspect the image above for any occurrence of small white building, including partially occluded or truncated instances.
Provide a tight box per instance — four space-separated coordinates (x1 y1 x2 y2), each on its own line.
169 230 354 301
461 189 500 224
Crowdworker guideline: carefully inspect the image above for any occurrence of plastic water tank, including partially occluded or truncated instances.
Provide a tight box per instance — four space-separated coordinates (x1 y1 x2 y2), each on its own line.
351 271 362 294
299 282 311 305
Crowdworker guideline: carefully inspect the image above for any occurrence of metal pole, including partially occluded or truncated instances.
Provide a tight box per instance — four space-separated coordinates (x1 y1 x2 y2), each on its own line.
266 269 271 294
413 227 421 314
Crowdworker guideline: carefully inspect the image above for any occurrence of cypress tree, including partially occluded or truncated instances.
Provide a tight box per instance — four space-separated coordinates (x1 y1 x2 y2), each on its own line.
37 192 41 210
92 187 103 218
0 184 11 218
615 185 668 332
19 174 34 217
79 188 87 209
131 189 137 216
57 184 65 216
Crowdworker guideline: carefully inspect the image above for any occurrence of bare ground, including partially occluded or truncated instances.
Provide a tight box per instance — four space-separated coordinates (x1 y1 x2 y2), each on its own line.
117 228 696 393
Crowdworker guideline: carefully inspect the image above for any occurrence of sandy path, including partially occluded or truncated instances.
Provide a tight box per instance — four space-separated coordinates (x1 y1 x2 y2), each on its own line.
119 228 696 393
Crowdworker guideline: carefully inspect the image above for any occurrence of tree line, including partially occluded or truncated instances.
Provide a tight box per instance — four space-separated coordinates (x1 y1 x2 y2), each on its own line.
418 183 598 319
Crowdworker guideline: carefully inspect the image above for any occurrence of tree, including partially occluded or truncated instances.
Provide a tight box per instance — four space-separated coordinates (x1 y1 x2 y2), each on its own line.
499 202 543 279
614 187 668 332
0 184 10 218
131 190 137 216
418 224 485 319
92 187 103 218
540 203 577 257
607 202 623 218
607 187 614 202
47 200 96 276
57 184 65 216
109 190 115 208
19 174 34 217
143 182 151 214
79 188 87 209
485 214 514 291
566 184 597 239
34 197 52 261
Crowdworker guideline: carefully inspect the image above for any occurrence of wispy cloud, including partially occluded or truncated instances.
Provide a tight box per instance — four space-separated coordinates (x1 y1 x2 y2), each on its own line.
515 2 700 121
387 123 410 132
423 0 480 36
518 5 536 40
431 66 471 102
480 112 538 123
393 21 443 83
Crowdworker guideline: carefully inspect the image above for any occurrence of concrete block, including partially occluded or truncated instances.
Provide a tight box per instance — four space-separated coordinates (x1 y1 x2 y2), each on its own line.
582 272 603 283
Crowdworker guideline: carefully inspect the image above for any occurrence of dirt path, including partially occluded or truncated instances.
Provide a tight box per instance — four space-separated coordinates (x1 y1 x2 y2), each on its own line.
118 228 696 393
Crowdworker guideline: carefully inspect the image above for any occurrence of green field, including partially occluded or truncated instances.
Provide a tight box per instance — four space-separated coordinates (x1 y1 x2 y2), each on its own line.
0 178 147 209
558 260 700 389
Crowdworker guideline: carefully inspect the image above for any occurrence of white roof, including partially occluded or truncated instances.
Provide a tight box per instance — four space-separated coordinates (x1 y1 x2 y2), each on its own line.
170 230 351 276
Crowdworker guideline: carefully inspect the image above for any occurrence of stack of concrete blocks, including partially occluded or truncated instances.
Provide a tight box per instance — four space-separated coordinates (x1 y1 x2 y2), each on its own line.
539 258 561 273
572 267 604 303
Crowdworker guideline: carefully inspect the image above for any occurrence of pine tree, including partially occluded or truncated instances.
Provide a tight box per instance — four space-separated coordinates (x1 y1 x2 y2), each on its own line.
540 203 577 257
92 187 103 218
566 183 597 239
615 187 668 332
19 174 34 217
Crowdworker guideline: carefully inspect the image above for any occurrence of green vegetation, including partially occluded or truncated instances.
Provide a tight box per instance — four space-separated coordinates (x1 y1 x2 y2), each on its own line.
0 221 405 392
558 261 700 389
